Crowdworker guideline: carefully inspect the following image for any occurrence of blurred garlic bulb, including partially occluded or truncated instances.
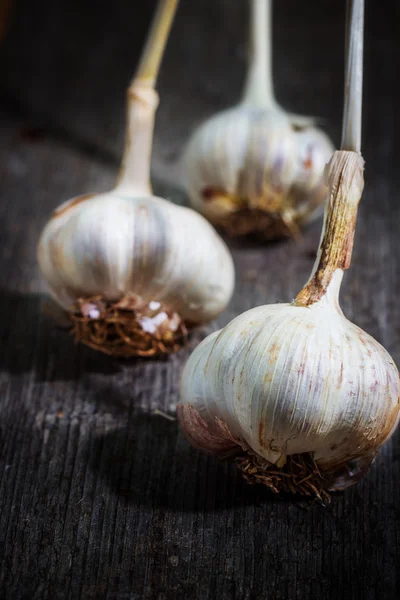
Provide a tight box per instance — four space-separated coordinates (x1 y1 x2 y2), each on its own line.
183 0 334 239
178 0 400 497
38 0 234 358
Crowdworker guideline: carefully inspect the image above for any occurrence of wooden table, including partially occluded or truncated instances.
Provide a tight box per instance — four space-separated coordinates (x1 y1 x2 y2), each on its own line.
0 1 399 598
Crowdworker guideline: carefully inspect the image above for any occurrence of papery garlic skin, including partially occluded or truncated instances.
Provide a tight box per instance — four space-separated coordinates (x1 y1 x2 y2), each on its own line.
178 270 400 481
184 106 334 236
38 191 234 324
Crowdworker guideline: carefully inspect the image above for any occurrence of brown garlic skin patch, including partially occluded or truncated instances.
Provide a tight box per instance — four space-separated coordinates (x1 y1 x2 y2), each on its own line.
52 193 96 219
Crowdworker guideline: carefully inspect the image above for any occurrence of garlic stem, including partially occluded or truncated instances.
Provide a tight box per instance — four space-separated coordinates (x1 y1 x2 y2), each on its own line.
242 0 276 108
341 0 364 152
295 0 365 307
116 0 179 195
295 151 364 307
134 0 180 87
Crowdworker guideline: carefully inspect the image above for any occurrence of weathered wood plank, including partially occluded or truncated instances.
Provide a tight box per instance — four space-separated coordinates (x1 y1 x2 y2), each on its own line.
0 0 347 184
0 0 399 598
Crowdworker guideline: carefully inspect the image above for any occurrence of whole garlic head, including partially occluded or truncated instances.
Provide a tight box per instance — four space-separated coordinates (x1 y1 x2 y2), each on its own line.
37 0 234 357
38 190 234 325
184 107 334 238
179 270 400 489
182 0 334 239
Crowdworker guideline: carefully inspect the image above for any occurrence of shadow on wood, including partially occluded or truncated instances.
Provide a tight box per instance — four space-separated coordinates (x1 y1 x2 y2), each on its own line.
0 289 121 380
88 413 317 513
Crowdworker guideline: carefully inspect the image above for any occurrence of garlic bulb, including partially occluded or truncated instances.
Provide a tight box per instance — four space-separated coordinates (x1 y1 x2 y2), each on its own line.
37 0 234 357
183 0 334 239
178 0 400 496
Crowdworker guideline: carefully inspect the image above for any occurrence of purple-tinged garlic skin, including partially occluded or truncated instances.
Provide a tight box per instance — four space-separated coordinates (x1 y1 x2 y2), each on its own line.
178 271 400 489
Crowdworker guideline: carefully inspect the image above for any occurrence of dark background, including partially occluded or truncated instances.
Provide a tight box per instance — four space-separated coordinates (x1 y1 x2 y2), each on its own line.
0 1 399 599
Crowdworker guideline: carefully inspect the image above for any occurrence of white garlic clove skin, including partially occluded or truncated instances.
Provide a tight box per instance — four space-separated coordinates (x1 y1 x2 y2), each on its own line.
183 105 334 237
178 272 400 484
38 191 235 324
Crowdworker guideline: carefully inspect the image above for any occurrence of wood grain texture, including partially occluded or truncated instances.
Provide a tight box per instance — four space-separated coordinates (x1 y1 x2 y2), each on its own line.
0 1 399 598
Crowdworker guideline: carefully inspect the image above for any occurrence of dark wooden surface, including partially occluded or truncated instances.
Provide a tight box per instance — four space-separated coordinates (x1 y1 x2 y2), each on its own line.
0 1 399 598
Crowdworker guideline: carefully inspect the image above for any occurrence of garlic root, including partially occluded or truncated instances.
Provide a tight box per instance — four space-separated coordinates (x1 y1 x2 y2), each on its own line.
69 295 189 358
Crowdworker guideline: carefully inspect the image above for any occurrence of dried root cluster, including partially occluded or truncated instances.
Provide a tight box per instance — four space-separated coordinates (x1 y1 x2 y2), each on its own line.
236 452 331 502
69 294 188 357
